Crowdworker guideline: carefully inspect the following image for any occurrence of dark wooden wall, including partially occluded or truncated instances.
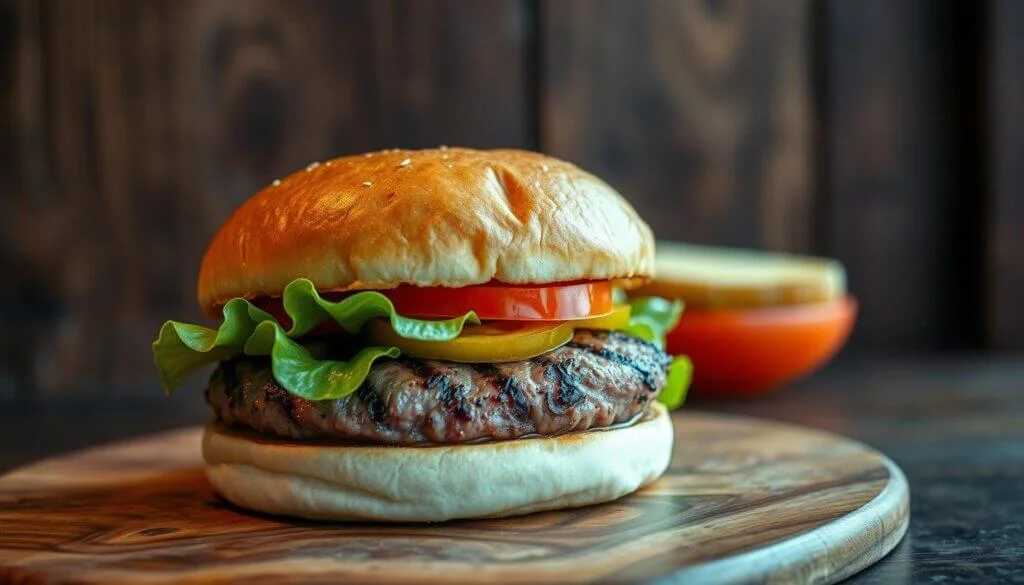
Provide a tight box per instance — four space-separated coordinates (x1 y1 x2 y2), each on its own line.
991 0 1024 350
1 0 1021 400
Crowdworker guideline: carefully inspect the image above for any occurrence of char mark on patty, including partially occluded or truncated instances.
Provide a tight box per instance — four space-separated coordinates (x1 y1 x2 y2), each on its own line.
396 355 437 381
426 372 472 423
478 364 532 421
567 332 665 392
542 359 586 415
355 382 389 425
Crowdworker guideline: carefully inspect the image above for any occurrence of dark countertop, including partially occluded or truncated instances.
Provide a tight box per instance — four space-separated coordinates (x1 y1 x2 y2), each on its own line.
707 357 1024 584
1 356 1022 583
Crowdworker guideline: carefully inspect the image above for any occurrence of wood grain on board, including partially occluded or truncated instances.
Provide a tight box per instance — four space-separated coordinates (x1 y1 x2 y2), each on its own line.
0 412 909 584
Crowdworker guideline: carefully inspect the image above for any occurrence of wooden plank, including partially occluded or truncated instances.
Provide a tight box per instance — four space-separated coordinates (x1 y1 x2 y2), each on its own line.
192 0 534 212
0 0 46 401
0 0 214 400
541 0 813 253
989 0 1024 350
0 412 908 583
822 0 983 350
0 0 533 398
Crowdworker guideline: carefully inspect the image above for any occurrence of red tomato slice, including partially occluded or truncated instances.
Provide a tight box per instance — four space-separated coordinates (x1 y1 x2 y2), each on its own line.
382 281 614 320
254 281 614 332
667 297 856 396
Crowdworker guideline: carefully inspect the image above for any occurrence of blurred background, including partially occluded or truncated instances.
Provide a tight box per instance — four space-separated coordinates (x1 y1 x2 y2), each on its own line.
1 0 1022 407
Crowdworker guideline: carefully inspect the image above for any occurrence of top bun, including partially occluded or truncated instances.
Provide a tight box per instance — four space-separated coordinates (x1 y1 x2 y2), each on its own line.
197 148 654 317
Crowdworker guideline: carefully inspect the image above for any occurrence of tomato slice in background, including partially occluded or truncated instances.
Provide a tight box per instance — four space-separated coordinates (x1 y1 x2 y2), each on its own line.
381 281 614 321
667 297 856 397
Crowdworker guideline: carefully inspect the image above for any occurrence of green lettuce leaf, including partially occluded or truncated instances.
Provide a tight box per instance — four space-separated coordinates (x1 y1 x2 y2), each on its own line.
660 356 693 409
621 295 690 409
625 296 683 350
152 278 478 400
252 321 401 401
280 278 478 340
152 299 276 394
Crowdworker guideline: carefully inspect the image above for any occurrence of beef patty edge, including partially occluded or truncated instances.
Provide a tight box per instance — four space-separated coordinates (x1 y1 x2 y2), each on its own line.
205 329 671 444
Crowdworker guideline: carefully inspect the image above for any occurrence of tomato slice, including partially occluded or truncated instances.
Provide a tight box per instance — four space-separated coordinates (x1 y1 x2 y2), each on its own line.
367 320 574 363
379 281 614 321
667 297 856 396
254 281 614 336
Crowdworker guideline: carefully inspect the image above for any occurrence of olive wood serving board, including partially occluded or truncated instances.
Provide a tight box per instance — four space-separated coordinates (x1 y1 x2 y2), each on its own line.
0 412 908 584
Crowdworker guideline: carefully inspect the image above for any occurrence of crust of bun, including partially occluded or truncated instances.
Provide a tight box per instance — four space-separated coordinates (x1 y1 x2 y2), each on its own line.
197 148 654 317
202 403 673 522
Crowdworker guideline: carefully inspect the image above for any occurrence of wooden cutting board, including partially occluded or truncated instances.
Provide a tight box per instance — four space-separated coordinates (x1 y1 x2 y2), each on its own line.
0 412 908 584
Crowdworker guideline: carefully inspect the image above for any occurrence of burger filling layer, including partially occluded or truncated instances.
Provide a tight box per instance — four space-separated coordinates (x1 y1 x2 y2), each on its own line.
205 330 670 444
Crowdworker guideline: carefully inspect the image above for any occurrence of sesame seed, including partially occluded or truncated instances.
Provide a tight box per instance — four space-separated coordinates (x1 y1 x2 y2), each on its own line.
306 162 320 171
398 158 412 167
439 145 449 150
364 153 373 158
362 181 372 187
447 164 454 169
541 164 549 172
442 153 449 160
272 179 281 187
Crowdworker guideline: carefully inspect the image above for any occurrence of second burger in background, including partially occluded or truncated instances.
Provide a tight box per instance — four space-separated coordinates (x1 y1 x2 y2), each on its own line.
631 242 856 396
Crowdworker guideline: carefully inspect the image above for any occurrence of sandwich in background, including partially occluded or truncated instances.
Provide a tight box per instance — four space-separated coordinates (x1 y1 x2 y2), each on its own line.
631 242 856 396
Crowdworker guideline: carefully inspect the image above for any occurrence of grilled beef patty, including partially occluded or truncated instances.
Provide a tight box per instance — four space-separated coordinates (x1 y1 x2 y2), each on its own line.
205 330 671 444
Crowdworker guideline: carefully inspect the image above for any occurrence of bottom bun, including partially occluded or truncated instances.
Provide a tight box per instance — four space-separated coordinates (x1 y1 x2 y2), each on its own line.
203 402 674 522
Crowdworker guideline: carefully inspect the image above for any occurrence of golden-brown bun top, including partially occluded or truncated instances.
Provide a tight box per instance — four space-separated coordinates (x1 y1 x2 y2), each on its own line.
198 148 654 316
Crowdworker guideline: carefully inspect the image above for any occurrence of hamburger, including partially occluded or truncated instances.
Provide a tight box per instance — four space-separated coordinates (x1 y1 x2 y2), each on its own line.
153 147 691 522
